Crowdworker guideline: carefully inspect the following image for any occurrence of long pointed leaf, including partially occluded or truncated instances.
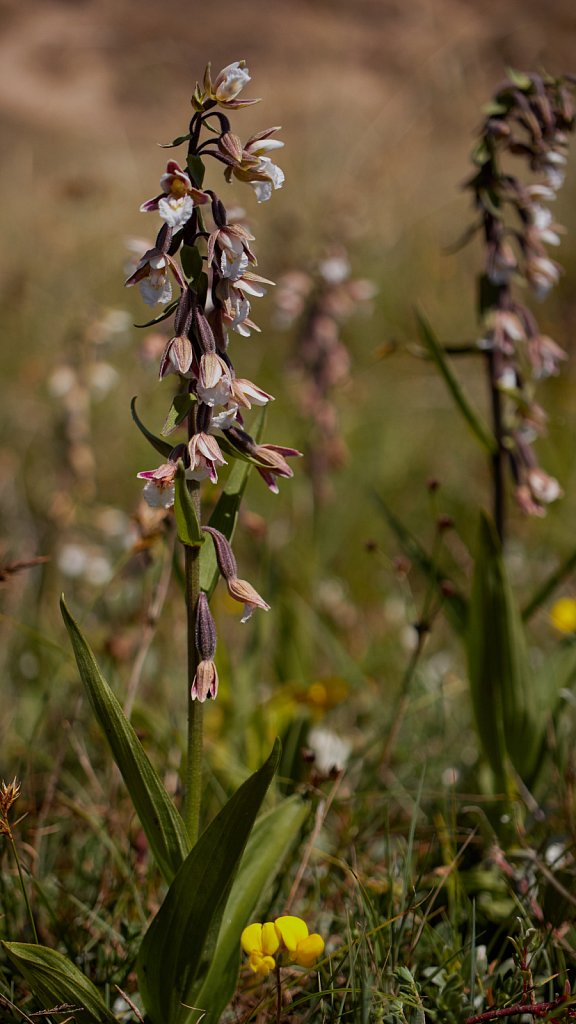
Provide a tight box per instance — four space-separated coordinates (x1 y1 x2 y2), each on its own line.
415 310 496 454
2 943 117 1024
137 739 281 1024
467 514 540 786
174 463 204 547
61 598 189 883
194 795 310 1023
131 397 173 459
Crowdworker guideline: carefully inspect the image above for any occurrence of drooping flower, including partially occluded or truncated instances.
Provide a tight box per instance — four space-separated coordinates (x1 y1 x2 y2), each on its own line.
207 221 256 273
212 61 253 106
197 353 232 407
229 127 285 202
159 335 194 379
137 462 179 508
251 443 302 493
191 592 219 701
140 161 210 231
191 659 219 702
230 377 274 409
226 576 271 623
240 922 279 977
203 526 270 620
188 432 227 483
125 248 174 307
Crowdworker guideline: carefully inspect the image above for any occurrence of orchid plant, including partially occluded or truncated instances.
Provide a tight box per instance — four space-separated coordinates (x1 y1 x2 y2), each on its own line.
125 57 300 842
2 60 317 1024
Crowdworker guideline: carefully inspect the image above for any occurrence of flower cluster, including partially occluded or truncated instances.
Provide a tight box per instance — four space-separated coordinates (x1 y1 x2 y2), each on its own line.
275 249 376 506
240 915 325 978
466 70 575 516
125 62 300 698
0 777 21 836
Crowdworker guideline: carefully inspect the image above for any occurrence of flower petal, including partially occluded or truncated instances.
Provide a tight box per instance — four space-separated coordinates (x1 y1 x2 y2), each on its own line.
274 915 308 951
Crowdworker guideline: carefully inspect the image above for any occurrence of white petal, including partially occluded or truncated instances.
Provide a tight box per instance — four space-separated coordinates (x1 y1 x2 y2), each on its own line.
158 194 194 230
142 480 175 508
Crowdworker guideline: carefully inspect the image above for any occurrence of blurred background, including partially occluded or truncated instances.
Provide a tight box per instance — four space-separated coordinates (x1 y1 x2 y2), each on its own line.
1 0 576 763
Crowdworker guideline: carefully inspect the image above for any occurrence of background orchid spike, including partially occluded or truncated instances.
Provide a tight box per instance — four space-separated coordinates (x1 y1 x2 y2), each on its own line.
465 69 576 522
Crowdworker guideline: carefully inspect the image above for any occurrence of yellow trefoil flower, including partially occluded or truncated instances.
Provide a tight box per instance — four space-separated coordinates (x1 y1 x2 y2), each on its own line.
550 597 576 634
274 916 325 968
240 922 279 977
241 916 325 977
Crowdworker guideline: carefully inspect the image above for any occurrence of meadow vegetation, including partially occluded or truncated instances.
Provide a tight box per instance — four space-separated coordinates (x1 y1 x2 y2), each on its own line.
2 18 576 1024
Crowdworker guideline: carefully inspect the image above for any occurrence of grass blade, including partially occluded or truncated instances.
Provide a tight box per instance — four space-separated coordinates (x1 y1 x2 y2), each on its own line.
415 310 496 454
2 943 117 1024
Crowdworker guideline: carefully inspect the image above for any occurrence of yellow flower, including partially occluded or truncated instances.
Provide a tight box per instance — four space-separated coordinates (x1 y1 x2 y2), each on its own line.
240 922 279 977
550 597 576 634
274 915 325 968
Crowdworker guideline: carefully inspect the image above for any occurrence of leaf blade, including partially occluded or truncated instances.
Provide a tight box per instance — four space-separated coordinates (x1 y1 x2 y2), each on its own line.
137 740 281 1024
174 463 204 547
415 310 496 454
193 795 310 1024
61 597 190 883
467 514 540 786
2 943 117 1024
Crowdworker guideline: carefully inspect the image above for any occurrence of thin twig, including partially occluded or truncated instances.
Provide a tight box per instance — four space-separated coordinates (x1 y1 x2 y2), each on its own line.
285 775 342 913
123 527 176 719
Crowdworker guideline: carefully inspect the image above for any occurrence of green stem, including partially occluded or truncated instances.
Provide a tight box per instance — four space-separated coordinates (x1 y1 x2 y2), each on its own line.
183 481 204 845
486 347 505 543
8 831 38 943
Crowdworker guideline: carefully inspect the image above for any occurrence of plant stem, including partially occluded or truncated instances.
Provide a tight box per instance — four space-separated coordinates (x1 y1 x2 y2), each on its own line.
486 347 505 543
275 964 282 1024
8 830 38 943
183 481 203 845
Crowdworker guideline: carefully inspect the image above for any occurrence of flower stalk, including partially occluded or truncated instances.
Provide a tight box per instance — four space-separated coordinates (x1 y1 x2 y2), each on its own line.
0 779 38 943
126 60 299 840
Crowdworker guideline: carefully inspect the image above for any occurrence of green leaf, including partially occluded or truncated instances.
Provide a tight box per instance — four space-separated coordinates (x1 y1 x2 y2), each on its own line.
482 100 509 117
534 644 576 720
471 139 490 167
467 514 540 787
131 397 173 459
505 67 532 90
415 311 496 455
137 740 281 1024
162 392 197 436
181 245 204 286
174 463 204 547
61 598 190 883
2 943 117 1024
194 795 310 1024
134 299 179 328
187 155 206 187
373 492 468 635
159 133 192 148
